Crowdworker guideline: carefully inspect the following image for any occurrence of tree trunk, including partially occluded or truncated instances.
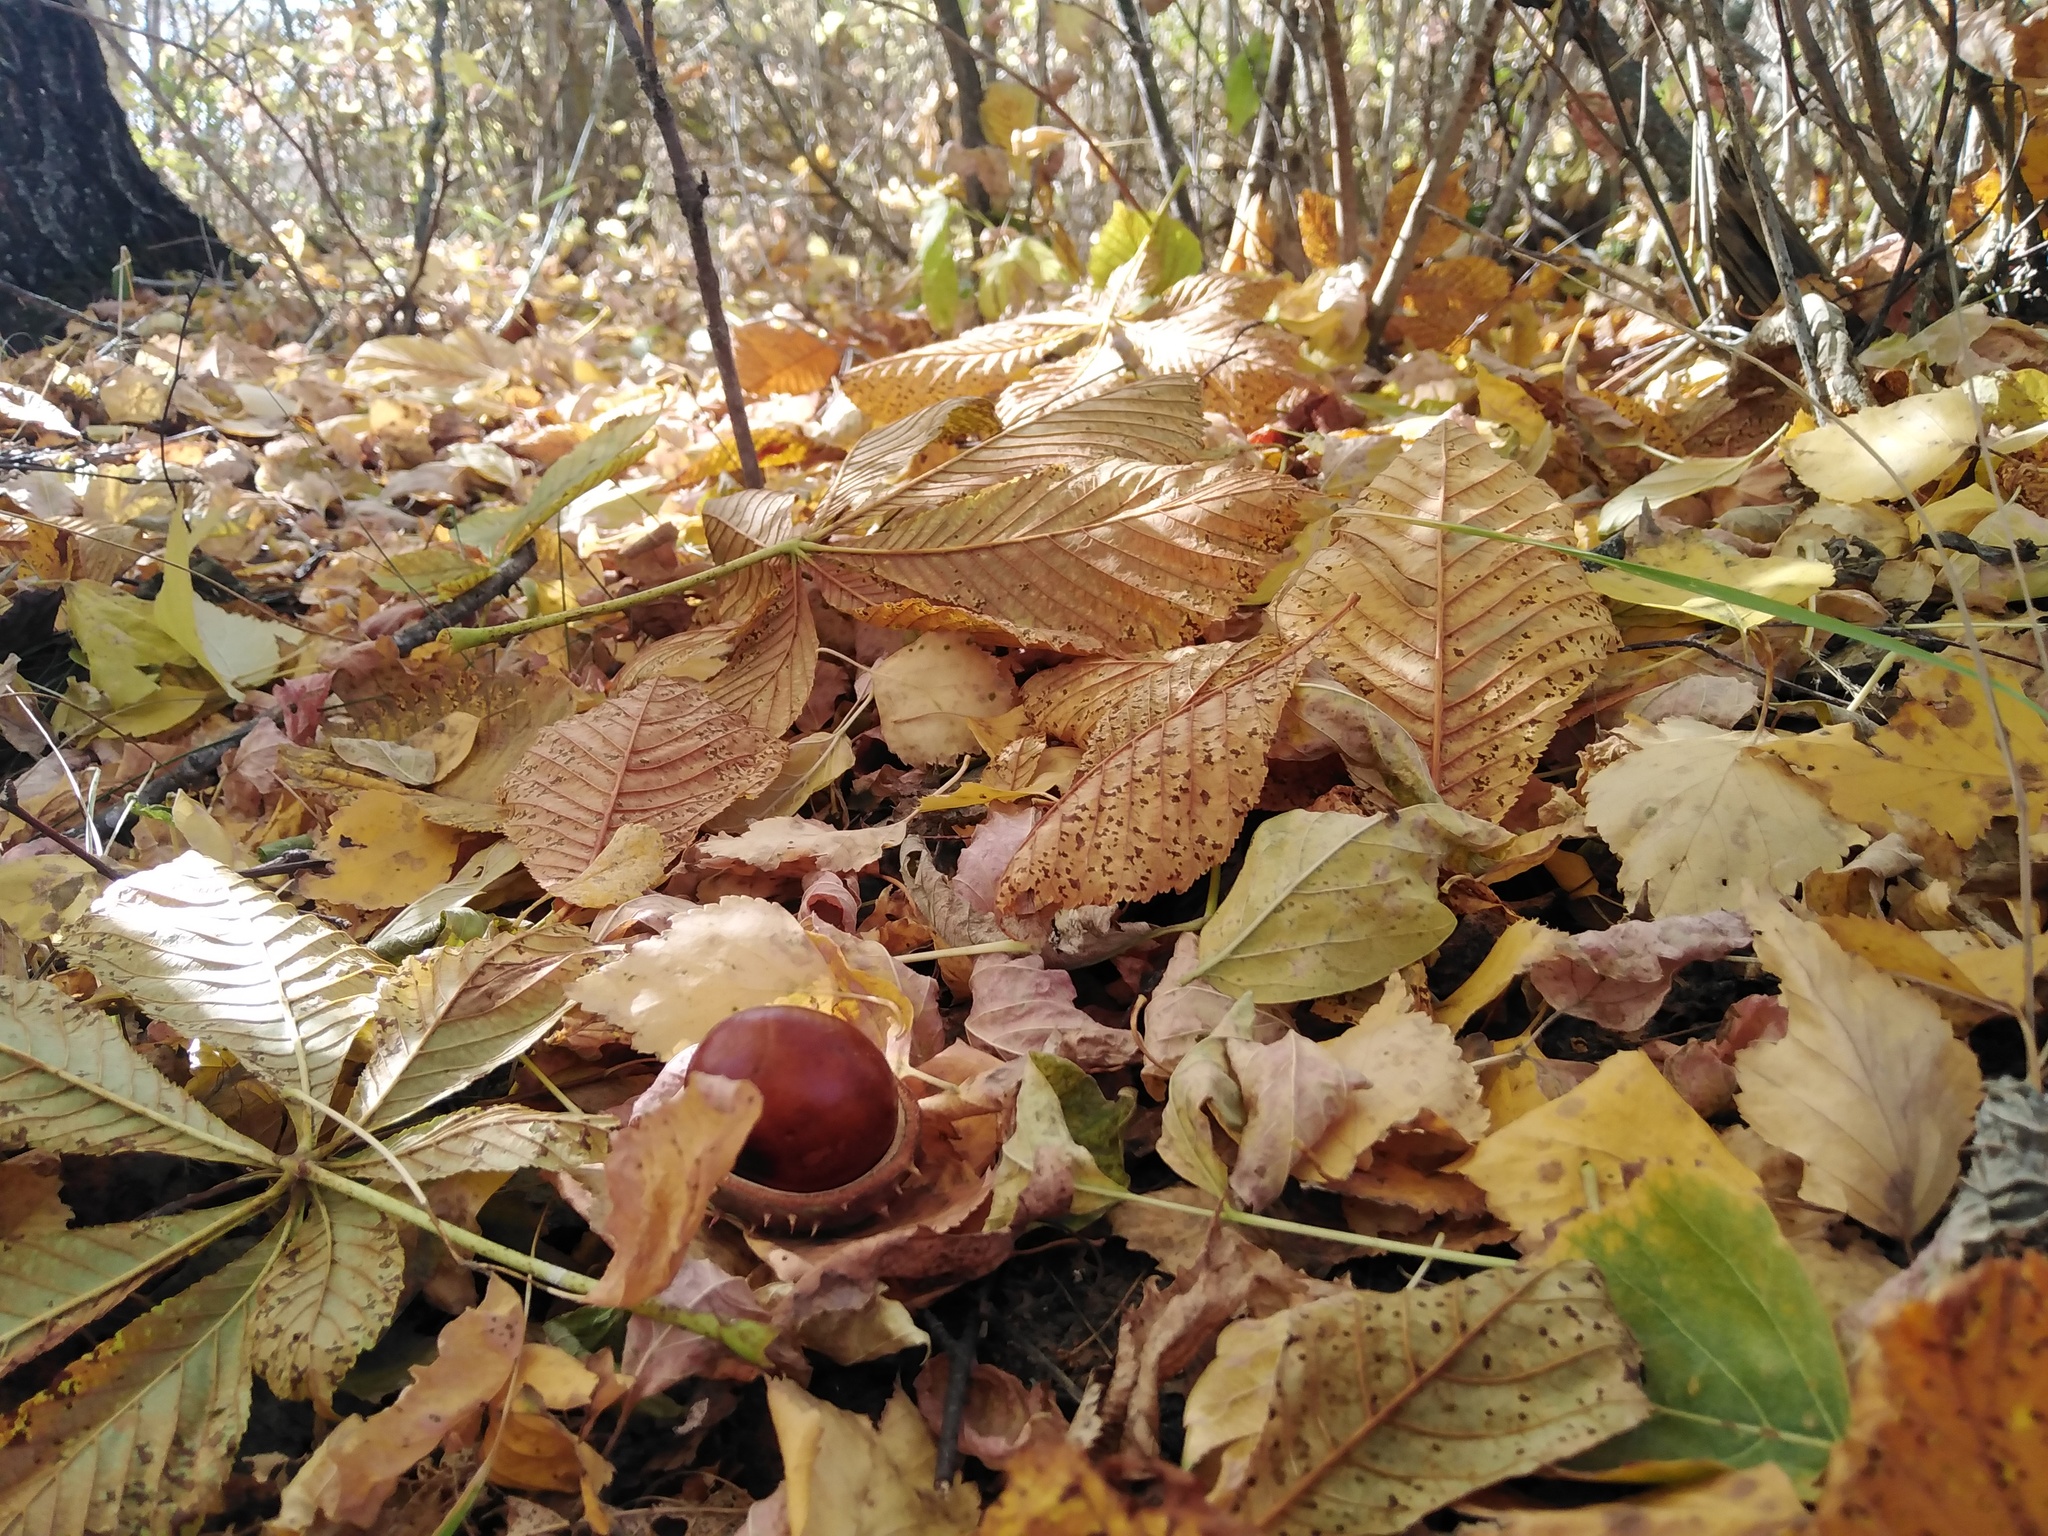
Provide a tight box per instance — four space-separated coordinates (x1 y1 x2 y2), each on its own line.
0 0 235 344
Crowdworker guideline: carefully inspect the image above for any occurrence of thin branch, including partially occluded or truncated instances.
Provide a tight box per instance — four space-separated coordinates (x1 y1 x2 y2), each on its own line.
599 0 762 489
1114 0 1202 233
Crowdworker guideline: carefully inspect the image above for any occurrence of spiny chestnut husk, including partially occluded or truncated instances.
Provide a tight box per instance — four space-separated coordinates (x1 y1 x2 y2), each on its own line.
688 1004 919 1235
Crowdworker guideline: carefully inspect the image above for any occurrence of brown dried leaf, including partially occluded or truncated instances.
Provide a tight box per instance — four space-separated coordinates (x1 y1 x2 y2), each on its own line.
839 314 1098 422
498 677 786 894
1273 417 1618 821
1121 277 1316 428
996 633 1315 913
732 320 841 397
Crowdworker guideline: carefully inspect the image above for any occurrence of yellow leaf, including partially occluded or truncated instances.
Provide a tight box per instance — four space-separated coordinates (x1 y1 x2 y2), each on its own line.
1762 688 2048 849
1297 189 1340 269
731 320 841 397
154 513 297 699
1583 720 1862 916
1459 1051 1762 1247
587 1072 761 1309
871 633 1018 765
551 822 672 908
769 1381 980 1536
302 790 462 911
1736 899 1981 1239
1467 1465 1810 1534
1781 384 1984 501
978 80 1038 154
1588 541 1836 633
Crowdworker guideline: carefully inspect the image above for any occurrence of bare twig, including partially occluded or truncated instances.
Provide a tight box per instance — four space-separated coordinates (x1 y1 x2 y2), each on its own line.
1364 0 1508 355
599 0 761 489
1313 0 1360 260
395 0 454 332
1 789 122 877
1114 0 1202 233
388 540 541 653
0 277 120 335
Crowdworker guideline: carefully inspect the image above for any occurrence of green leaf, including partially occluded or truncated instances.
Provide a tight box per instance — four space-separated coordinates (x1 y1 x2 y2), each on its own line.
1030 1052 1134 1190
1087 201 1203 292
1550 1165 1851 1488
0 976 276 1166
62 581 194 710
350 927 583 1129
1193 807 1460 1003
1218 1260 1651 1534
154 513 299 700
0 1194 277 1375
1224 35 1271 134
249 1186 405 1406
67 851 389 1113
494 411 660 558
0 1218 288 1536
918 196 962 335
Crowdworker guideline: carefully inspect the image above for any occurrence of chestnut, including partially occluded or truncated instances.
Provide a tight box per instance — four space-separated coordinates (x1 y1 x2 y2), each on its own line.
688 1005 919 1234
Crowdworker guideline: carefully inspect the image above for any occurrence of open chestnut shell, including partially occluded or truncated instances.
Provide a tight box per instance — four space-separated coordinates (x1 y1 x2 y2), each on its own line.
687 1004 920 1235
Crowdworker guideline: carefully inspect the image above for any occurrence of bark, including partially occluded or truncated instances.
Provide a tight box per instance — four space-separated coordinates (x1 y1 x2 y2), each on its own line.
0 0 237 344
1113 0 1200 232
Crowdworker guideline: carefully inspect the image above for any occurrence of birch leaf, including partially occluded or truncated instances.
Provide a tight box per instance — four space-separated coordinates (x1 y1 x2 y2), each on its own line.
498 676 786 895
67 851 388 1110
996 633 1314 913
1736 899 1982 1239
249 1186 405 1405
1272 417 1618 821
1583 720 1862 916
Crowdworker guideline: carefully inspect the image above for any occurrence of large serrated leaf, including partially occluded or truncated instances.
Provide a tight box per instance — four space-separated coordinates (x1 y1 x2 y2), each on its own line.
330 1104 611 1181
818 458 1306 654
0 1218 287 1536
351 928 583 1129
1274 416 1619 822
493 412 658 558
839 313 1097 422
249 1186 404 1405
497 677 786 894
0 1194 277 1375
67 852 388 1110
1218 1260 1650 1534
996 634 1314 913
0 976 275 1166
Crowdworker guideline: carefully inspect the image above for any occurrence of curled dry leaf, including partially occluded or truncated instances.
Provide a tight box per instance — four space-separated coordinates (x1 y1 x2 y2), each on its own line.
697 815 907 873
766 1380 981 1536
1223 1031 1358 1211
273 1276 525 1532
587 1067 764 1309
1736 899 1982 1240
1195 1261 1650 1535
1525 910 1753 1035
1294 1010 1488 1186
871 633 1018 765
498 676 786 894
1272 417 1618 822
1468 1466 1811 1535
965 953 1140 1069
996 632 1315 914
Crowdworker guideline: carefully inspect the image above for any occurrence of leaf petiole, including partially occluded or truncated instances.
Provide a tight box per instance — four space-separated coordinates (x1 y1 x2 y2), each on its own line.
443 536 820 651
305 1164 776 1365
1097 1184 1517 1268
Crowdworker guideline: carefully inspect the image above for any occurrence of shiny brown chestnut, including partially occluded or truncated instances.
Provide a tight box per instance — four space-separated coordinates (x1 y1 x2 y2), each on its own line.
687 1005 919 1234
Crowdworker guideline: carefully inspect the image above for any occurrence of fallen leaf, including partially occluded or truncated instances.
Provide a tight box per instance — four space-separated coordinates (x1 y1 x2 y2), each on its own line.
1271 417 1618 821
964 953 1139 1069
567 895 837 1058
499 676 785 894
1782 385 1982 501
996 632 1315 913
1204 1261 1650 1534
767 1380 980 1536
1736 899 1981 1239
1223 1031 1357 1211
1814 1250 2048 1534
1584 720 1862 916
697 816 907 872
1295 1011 1488 1185
1469 1466 1811 1534
1549 1167 1851 1486
273 1277 525 1530
303 788 464 909
1460 1050 1763 1247
871 633 1018 765
588 1068 762 1308
1526 911 1753 1034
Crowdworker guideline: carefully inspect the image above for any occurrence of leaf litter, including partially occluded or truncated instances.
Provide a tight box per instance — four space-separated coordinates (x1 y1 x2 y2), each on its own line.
2 209 2048 1536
